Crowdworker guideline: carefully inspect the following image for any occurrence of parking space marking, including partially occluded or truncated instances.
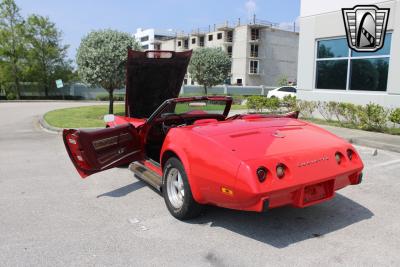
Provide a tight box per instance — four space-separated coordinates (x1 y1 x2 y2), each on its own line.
370 159 400 169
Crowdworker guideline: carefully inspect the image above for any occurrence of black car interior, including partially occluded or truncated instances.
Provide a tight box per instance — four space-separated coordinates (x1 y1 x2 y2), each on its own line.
144 112 226 163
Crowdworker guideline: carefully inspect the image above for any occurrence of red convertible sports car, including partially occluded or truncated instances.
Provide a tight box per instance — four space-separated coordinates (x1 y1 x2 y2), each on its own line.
63 50 364 220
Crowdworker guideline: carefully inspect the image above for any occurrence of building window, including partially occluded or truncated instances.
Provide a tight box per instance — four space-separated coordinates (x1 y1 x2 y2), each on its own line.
183 78 188 85
315 33 391 91
141 44 149 50
177 41 182 47
316 60 348 89
140 36 149 42
226 31 233 42
250 44 258 57
251 28 259 40
191 79 194 85
184 39 189 49
208 34 213 41
227 46 232 57
199 36 204 46
192 38 196 44
249 60 259 74
217 33 223 39
236 78 243 86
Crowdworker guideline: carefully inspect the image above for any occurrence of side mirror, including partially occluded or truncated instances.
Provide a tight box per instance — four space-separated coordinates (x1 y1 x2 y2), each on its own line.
103 114 115 123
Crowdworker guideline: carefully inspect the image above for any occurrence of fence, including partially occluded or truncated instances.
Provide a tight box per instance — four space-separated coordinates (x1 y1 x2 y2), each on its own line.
180 85 275 96
0 83 276 100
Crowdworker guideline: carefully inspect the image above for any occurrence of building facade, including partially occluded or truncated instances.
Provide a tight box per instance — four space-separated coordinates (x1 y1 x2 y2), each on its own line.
297 0 400 108
134 28 176 50
159 20 299 86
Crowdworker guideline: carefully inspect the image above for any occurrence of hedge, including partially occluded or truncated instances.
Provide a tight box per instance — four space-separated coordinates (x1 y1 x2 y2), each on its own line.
246 95 400 133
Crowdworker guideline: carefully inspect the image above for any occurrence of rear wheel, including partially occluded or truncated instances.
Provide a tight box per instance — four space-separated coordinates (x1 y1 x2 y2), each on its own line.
162 157 202 220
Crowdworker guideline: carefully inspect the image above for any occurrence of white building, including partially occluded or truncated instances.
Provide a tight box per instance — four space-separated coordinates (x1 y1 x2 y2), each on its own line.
134 28 176 50
159 19 299 86
297 0 400 108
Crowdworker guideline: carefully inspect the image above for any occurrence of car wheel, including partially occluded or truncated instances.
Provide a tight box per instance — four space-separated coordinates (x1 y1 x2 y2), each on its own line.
162 157 202 220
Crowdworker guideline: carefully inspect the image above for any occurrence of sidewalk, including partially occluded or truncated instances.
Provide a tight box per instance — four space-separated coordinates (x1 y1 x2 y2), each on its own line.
318 124 400 153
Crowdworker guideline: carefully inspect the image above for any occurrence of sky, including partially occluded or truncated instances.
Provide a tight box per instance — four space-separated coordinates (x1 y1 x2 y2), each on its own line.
15 0 300 61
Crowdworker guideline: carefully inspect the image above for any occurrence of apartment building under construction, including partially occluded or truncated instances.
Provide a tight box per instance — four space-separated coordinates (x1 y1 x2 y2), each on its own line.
135 18 299 86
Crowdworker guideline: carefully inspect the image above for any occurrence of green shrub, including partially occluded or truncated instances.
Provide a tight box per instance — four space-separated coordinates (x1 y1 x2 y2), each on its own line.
357 103 389 131
317 101 338 121
296 100 317 118
6 91 16 100
264 97 280 112
282 95 297 110
337 103 361 126
389 108 400 125
96 93 124 101
246 96 266 112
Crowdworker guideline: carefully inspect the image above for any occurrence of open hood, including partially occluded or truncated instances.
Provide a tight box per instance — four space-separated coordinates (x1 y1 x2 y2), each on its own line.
125 50 192 118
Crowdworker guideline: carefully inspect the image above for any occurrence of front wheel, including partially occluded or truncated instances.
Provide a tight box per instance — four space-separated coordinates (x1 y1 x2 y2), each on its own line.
162 157 203 220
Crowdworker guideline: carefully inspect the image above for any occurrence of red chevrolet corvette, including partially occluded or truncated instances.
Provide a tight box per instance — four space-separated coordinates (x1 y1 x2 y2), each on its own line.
63 50 364 220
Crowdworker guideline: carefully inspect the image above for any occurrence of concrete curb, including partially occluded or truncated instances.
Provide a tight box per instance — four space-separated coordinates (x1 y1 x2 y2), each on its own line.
318 124 400 154
350 138 400 153
39 115 62 133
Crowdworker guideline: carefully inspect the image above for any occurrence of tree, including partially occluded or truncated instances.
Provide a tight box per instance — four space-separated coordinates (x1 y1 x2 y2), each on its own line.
0 0 26 99
188 47 231 95
25 14 71 97
76 30 140 113
277 75 288 86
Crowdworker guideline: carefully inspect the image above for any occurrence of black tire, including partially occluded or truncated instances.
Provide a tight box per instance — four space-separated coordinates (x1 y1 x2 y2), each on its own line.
162 157 203 220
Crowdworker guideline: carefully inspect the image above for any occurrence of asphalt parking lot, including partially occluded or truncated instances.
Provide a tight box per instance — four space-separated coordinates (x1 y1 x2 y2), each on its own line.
1 102 400 266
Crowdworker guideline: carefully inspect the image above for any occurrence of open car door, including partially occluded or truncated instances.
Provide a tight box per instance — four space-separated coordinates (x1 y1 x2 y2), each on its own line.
63 124 143 178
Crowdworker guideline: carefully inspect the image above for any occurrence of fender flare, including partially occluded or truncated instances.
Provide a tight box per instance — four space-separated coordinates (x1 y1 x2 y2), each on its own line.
160 145 205 203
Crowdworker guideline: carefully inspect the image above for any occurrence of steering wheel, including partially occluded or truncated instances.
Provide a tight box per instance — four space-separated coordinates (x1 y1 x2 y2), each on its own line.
161 113 187 134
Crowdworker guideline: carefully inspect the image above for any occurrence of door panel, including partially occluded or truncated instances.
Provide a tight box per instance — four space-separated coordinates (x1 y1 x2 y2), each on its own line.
63 124 143 178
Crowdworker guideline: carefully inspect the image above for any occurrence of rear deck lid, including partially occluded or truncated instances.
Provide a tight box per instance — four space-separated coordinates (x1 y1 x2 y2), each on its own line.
125 50 192 118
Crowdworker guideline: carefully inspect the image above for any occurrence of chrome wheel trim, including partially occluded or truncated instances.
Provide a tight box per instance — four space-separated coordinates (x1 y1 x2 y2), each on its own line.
166 167 185 209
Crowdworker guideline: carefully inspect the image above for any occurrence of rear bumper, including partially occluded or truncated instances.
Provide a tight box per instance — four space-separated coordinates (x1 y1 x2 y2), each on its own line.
235 171 363 212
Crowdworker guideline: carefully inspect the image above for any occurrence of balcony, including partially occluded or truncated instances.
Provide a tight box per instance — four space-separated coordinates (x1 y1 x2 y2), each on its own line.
249 34 260 42
224 36 233 43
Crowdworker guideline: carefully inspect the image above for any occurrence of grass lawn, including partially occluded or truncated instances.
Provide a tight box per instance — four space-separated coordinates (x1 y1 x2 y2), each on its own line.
44 104 244 128
44 105 126 128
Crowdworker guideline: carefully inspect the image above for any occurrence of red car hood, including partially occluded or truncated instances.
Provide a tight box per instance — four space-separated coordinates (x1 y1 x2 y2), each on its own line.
191 118 348 161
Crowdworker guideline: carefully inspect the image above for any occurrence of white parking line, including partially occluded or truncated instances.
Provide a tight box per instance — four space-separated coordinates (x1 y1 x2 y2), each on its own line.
370 159 400 169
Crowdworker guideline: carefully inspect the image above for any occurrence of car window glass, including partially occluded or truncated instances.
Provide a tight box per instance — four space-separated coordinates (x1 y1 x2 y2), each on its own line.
279 87 294 92
174 100 227 115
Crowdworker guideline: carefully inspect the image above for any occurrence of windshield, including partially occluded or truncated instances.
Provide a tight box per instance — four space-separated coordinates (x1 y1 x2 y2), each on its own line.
147 97 232 123
172 100 229 115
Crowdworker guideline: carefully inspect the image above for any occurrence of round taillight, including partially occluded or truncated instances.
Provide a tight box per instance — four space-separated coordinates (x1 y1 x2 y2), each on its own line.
347 149 353 160
335 152 342 164
256 167 267 182
276 164 285 179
